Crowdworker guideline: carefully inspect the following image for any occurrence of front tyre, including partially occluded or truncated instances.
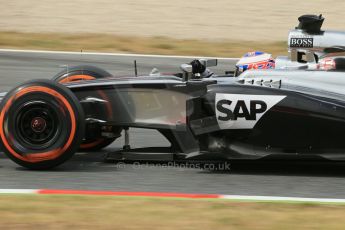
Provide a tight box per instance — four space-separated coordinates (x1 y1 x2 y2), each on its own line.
0 79 84 170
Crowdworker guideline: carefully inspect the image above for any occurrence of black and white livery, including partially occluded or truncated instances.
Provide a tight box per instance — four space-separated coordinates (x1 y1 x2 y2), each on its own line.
1 15 345 169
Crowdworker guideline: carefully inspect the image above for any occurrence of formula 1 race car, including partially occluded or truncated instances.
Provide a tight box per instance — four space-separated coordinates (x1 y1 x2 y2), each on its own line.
1 15 345 169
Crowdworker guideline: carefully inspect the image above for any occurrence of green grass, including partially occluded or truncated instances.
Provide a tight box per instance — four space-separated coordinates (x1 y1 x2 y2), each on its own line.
0 31 287 57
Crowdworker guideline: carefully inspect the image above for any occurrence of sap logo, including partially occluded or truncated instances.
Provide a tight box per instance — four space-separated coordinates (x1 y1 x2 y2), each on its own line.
215 94 286 129
290 38 313 48
217 100 267 121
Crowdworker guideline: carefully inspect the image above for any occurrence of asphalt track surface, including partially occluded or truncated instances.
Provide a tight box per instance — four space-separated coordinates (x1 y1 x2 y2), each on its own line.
1 50 345 198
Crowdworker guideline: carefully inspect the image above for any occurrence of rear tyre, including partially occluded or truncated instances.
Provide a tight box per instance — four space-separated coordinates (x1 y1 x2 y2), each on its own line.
0 79 84 169
53 65 118 151
52 65 112 83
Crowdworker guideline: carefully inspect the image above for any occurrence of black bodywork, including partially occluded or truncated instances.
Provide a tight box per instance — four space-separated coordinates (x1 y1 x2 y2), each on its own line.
65 72 345 161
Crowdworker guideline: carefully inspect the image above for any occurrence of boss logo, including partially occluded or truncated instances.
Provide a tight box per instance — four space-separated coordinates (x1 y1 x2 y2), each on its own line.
215 94 286 129
290 38 314 48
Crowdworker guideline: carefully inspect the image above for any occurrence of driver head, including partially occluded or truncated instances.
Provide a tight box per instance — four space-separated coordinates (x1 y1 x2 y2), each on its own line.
235 51 275 76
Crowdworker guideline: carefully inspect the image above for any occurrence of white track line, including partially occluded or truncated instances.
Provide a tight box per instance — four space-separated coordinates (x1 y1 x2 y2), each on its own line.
220 195 345 203
0 189 344 203
0 48 238 60
0 189 37 194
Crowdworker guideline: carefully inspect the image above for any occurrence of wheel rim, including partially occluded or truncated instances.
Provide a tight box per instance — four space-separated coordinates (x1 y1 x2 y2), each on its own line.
16 102 60 148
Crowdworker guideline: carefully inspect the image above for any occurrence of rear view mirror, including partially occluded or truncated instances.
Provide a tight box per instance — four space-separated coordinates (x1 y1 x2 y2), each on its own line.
180 64 193 73
199 59 218 67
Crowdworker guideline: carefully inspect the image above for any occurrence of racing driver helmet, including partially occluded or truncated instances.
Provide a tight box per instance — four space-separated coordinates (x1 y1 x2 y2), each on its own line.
234 51 275 76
